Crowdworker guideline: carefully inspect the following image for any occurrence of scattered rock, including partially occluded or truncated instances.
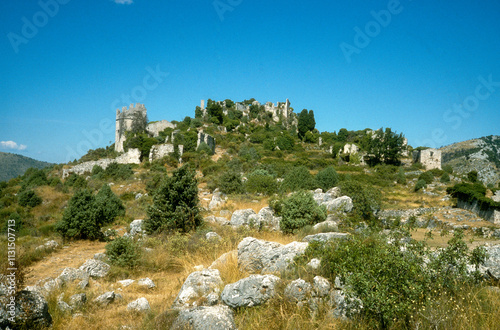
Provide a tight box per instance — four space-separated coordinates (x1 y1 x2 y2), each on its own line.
127 297 151 312
307 258 321 270
35 240 59 252
93 253 107 261
284 279 312 303
69 293 87 309
221 274 281 308
482 245 500 280
79 259 110 278
209 189 227 210
302 232 350 243
93 291 117 306
206 232 221 241
324 196 353 213
171 305 236 330
204 215 230 226
57 300 72 313
138 278 156 289
313 220 339 232
172 269 223 309
230 209 257 227
313 276 331 297
0 290 52 329
124 219 146 238
118 279 135 287
238 237 308 274
58 267 90 287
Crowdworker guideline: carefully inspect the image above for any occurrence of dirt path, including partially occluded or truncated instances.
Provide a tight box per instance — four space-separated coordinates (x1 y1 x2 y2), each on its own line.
25 241 107 286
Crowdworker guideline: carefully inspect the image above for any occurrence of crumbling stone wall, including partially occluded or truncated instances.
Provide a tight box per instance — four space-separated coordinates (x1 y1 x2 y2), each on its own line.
115 103 148 152
62 148 141 178
146 120 175 137
149 143 183 162
197 131 216 153
413 148 442 170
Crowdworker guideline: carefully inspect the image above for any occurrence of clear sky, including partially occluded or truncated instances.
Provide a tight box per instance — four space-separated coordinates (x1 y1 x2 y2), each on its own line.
1 0 499 163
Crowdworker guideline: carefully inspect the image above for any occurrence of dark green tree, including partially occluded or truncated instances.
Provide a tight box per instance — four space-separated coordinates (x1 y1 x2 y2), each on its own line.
145 165 202 234
367 128 406 165
207 102 223 124
297 109 316 139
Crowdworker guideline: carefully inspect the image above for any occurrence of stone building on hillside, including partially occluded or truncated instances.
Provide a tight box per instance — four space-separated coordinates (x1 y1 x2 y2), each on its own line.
413 148 442 170
115 103 148 152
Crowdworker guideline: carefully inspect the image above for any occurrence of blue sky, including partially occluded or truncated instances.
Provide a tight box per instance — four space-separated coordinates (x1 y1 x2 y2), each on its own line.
1 0 499 163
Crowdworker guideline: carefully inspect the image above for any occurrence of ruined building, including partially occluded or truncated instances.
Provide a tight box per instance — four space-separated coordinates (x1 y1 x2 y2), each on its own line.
115 103 148 152
413 148 442 170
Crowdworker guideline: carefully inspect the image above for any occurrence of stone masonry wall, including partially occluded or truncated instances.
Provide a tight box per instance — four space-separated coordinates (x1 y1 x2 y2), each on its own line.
457 198 500 225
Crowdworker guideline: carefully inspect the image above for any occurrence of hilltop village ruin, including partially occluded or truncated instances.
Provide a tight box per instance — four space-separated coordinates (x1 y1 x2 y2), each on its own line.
62 99 442 178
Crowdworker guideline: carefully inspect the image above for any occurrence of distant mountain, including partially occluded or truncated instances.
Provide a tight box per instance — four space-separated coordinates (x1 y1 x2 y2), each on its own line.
0 152 53 182
440 135 500 185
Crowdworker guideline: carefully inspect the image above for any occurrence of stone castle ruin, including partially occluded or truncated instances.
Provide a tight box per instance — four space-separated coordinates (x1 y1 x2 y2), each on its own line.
115 103 148 152
413 148 442 170
201 98 295 125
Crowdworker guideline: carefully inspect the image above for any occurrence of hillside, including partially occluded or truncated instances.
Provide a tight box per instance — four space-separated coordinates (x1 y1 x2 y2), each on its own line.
0 152 53 182
440 135 500 185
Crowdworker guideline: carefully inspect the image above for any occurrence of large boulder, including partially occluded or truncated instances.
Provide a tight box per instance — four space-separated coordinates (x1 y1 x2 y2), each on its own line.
172 269 223 309
237 237 308 274
0 290 52 329
204 215 230 226
230 209 257 227
93 291 117 306
57 267 89 288
124 219 146 238
171 305 236 330
324 196 353 213
302 232 350 243
481 245 500 280
312 220 339 232
246 207 281 231
221 274 280 308
79 259 110 278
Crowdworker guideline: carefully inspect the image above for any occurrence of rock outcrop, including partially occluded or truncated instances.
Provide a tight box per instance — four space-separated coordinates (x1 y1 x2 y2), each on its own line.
171 305 236 330
221 274 280 308
172 269 223 309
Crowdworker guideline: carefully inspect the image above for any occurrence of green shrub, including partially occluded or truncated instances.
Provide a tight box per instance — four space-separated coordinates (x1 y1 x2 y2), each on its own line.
95 184 125 222
418 171 434 184
245 171 278 195
442 164 453 174
280 191 327 234
105 236 140 268
396 167 406 184
103 163 134 181
64 173 87 189
238 145 261 162
315 166 339 192
18 190 42 207
414 179 427 191
440 172 451 183
219 171 244 194
276 132 295 151
339 180 381 221
447 182 500 211
56 185 124 240
145 165 202 234
302 230 486 328
197 142 214 155
282 166 316 192
21 168 48 190
467 170 479 183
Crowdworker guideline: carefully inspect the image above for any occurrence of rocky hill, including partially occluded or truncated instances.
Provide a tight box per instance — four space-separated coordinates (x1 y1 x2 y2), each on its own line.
440 135 500 185
0 152 53 182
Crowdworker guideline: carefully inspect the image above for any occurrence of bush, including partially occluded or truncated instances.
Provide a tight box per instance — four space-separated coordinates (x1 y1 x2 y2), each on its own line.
276 132 295 151
467 170 479 183
64 173 87 189
440 172 451 183
442 164 453 174
219 171 244 194
418 171 434 184
103 163 134 181
21 168 48 189
18 190 42 207
145 165 202 234
105 236 140 268
339 180 381 221
245 171 278 195
95 184 125 222
302 230 486 328
396 167 406 184
280 191 327 234
56 185 124 240
315 166 339 192
414 179 427 192
197 142 214 155
282 166 316 192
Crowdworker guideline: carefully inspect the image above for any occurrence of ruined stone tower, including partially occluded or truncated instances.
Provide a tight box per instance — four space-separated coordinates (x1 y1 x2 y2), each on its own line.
412 148 442 170
115 103 147 152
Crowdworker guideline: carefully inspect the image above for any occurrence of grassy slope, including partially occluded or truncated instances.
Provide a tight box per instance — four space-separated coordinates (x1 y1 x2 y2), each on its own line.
0 152 53 182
